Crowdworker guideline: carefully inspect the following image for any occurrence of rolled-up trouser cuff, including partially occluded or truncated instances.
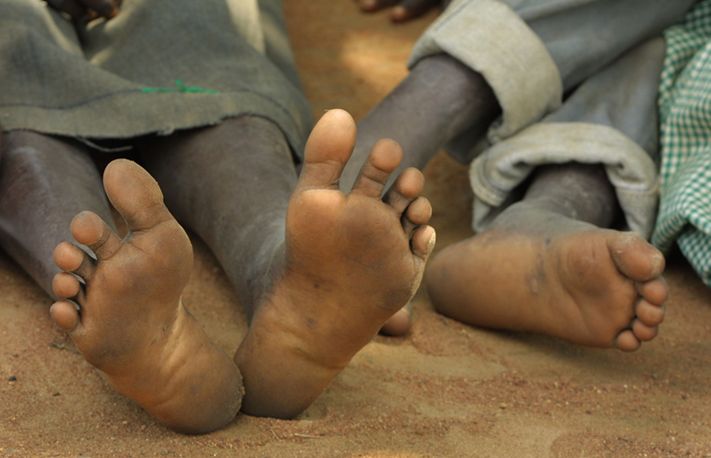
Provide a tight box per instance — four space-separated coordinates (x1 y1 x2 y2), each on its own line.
469 122 659 238
408 0 563 143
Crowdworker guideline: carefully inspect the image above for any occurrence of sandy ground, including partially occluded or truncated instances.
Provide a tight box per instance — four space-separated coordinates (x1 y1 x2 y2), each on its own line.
2 1 711 456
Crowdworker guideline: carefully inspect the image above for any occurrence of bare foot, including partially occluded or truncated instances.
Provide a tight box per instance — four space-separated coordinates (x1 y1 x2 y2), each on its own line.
356 0 449 23
235 109 435 417
50 160 243 433
426 205 667 351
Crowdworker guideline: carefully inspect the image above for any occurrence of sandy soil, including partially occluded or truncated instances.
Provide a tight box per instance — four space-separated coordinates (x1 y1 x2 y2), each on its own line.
2 1 711 456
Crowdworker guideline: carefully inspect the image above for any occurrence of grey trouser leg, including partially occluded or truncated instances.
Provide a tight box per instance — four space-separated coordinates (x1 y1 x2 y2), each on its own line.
411 0 694 151
470 38 667 237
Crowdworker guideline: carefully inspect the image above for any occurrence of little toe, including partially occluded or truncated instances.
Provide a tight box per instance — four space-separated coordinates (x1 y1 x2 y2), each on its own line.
50 301 80 332
411 225 436 259
52 272 81 299
53 241 96 279
635 299 665 326
615 329 641 352
70 211 122 260
384 168 425 216
103 159 172 232
608 234 665 282
403 196 432 234
637 277 669 305
632 319 658 342
352 139 403 198
297 110 357 192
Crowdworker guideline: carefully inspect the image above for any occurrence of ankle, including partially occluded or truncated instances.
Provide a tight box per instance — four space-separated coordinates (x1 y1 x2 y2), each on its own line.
345 55 500 190
522 165 620 227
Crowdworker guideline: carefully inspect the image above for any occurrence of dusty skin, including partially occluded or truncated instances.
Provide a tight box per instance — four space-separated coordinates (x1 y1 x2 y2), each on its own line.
50 110 435 431
426 205 667 352
2 2 711 454
50 159 244 434
234 109 435 418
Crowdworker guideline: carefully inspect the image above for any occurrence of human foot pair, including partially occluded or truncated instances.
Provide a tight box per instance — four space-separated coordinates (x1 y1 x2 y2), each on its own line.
426 203 667 352
356 0 450 23
49 109 435 432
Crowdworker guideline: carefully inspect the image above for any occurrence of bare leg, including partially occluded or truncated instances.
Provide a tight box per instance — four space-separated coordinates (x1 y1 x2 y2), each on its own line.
0 131 113 294
343 54 500 191
140 116 294 318
427 163 668 351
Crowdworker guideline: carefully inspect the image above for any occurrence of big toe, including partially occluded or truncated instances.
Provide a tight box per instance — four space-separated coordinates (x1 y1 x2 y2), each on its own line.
102 159 172 231
297 109 357 191
608 233 665 282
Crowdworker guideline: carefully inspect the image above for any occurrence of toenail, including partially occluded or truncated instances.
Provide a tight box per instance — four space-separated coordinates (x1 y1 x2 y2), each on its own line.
651 253 664 272
427 231 437 251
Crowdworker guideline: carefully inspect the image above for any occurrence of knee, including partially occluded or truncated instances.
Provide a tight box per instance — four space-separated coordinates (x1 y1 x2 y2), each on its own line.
2 131 55 170
0 131 94 183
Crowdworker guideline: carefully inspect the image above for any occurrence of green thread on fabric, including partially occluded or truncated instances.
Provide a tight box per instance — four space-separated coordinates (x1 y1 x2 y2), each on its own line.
141 80 220 94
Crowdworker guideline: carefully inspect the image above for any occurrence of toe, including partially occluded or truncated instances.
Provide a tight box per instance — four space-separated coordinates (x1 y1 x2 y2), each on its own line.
50 301 80 332
53 241 96 280
608 234 665 282
635 299 665 326
352 139 403 198
615 329 641 352
637 277 668 305
632 319 658 342
411 225 436 259
71 211 122 260
103 159 173 232
403 196 432 236
297 110 357 192
384 168 425 217
52 272 81 299
403 196 432 234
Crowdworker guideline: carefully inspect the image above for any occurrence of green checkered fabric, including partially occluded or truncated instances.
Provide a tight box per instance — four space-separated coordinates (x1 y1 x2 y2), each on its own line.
653 0 711 287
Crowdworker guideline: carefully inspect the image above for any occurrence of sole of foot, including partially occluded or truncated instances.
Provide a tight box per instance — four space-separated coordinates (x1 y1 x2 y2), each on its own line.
234 109 435 418
426 208 666 352
50 159 243 433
